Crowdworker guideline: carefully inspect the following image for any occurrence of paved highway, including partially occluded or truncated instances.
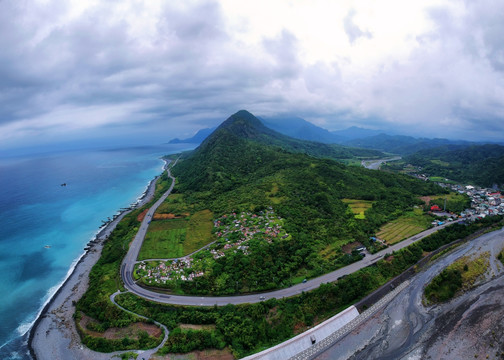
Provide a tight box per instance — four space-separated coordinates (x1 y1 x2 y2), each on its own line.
120 167 459 306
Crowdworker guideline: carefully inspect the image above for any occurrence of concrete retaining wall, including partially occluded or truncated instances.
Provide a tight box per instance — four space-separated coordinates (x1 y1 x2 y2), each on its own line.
242 306 359 360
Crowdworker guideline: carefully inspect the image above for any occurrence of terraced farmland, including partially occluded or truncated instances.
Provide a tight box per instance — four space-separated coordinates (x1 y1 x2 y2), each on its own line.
377 212 432 244
342 199 374 219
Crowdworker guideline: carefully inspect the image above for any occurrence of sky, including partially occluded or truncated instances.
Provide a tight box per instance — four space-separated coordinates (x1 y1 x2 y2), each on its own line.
1 0 504 151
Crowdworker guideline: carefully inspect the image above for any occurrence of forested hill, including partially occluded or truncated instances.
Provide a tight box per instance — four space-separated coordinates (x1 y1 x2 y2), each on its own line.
168 110 444 294
199 110 384 161
405 144 504 188
344 134 474 155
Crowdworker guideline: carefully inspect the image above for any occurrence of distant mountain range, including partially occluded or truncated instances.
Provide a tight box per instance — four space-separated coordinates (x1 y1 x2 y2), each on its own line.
168 113 483 156
404 144 504 188
345 134 474 155
168 127 215 144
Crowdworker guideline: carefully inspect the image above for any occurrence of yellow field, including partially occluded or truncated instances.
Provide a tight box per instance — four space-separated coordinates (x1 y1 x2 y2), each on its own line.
342 199 374 219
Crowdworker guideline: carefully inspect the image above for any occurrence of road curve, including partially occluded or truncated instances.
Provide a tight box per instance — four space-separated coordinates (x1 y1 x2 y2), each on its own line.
120 169 459 306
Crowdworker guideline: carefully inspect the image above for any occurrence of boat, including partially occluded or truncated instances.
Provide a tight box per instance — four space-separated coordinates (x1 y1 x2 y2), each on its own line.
44 245 51 249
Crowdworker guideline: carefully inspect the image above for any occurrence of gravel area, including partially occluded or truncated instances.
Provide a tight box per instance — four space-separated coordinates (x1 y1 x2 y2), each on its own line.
315 227 504 360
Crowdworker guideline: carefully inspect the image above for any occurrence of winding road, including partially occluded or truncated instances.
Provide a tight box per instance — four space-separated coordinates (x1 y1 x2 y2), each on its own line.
119 162 460 306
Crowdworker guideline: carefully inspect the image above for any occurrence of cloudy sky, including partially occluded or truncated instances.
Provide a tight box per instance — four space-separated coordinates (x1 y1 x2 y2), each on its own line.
1 0 504 150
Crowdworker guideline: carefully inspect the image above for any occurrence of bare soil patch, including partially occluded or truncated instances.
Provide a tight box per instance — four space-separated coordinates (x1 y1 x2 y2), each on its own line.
179 324 216 331
153 348 235 360
153 213 189 220
137 209 149 222
420 196 431 205
342 241 363 254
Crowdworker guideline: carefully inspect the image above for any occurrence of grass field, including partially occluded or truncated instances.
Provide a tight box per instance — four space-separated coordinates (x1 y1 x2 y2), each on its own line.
342 199 374 219
429 176 457 184
448 252 489 288
184 210 214 254
377 209 432 244
138 210 214 260
156 193 193 215
138 219 187 259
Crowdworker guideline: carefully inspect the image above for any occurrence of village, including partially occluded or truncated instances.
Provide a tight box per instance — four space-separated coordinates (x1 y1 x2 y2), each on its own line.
437 183 504 218
135 180 504 287
135 208 289 284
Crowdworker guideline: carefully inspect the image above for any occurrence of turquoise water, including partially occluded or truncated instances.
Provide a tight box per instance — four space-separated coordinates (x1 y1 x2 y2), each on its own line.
0 143 195 359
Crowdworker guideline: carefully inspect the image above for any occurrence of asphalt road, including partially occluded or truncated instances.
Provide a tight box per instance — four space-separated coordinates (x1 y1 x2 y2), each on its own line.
120 174 459 306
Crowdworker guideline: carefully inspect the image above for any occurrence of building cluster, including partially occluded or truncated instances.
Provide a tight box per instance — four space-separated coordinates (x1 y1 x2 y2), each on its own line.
436 183 504 219
137 257 205 284
212 208 288 258
136 208 288 284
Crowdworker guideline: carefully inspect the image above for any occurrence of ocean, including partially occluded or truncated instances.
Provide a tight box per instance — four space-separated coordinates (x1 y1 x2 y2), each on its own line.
0 143 195 359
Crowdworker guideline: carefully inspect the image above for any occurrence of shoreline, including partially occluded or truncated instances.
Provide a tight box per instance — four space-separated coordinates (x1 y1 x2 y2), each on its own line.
27 159 168 360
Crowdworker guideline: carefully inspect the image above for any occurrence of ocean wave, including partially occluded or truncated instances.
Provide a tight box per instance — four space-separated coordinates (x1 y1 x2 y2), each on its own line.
15 251 84 339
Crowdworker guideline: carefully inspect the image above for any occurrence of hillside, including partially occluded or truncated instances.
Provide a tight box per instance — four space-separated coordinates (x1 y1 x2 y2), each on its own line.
169 110 444 295
260 115 345 143
404 144 504 188
345 134 473 155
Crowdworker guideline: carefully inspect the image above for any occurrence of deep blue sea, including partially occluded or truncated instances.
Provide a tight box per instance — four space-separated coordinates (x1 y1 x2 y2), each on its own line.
0 143 195 359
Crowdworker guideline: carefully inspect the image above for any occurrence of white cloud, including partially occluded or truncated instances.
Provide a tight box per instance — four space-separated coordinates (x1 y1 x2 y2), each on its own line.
1 0 503 148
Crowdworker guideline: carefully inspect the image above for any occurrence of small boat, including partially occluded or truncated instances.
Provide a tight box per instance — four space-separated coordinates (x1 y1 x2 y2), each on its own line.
44 245 51 249
60 183 67 187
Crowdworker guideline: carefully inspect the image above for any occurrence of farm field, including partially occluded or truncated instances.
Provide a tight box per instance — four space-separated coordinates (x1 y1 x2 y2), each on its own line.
138 210 214 260
342 199 374 219
377 210 432 244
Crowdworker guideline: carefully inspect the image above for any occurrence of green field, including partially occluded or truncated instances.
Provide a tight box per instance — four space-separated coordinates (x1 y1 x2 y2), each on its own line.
429 176 457 184
342 199 374 219
138 210 214 260
138 219 187 259
155 193 192 215
377 209 432 244
184 210 214 254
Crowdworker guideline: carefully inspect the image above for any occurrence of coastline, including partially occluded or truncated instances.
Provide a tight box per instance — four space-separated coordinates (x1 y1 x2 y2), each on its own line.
28 159 167 360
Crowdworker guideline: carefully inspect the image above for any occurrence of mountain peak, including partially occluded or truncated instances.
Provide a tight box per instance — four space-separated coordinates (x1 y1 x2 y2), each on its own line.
213 110 275 139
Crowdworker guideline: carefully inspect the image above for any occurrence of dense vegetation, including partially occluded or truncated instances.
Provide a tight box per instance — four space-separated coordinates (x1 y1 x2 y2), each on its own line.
345 134 473 155
424 267 463 303
428 193 471 214
159 110 445 294
75 109 504 356
404 144 504 188
114 216 504 358
425 250 490 303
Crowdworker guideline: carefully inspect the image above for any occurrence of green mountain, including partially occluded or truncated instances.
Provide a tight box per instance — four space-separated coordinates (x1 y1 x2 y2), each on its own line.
405 144 504 188
345 134 473 155
204 110 383 160
260 115 346 143
171 110 444 295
